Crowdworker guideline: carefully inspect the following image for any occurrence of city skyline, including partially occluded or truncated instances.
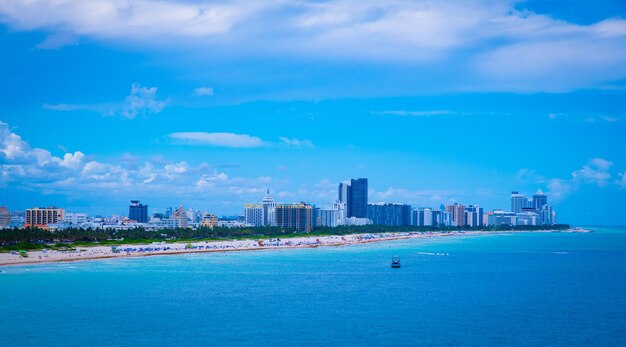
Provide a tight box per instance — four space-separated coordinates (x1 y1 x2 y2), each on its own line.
1 1 626 225
3 179 557 231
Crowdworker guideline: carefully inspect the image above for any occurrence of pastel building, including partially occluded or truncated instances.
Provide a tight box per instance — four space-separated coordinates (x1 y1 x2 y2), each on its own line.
445 203 466 227
25 207 65 228
0 206 9 228
171 205 188 228
201 213 218 228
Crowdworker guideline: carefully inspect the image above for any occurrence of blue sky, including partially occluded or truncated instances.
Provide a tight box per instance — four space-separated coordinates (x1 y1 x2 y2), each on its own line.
1 0 625 224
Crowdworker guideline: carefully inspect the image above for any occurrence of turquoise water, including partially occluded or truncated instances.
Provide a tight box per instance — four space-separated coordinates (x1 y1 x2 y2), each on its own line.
1 228 625 346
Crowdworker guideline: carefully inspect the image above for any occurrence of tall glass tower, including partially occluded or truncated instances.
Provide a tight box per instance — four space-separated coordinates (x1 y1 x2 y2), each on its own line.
349 178 368 218
129 200 148 223
510 191 526 213
533 189 548 210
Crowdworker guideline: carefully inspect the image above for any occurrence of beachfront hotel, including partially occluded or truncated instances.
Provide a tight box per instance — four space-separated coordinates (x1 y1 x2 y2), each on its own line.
275 203 314 232
25 207 65 228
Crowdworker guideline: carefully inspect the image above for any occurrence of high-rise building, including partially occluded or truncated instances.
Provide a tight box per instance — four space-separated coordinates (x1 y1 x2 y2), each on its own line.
539 205 554 225
25 207 65 228
338 181 351 205
465 205 484 227
262 189 277 227
65 212 88 226
412 208 429 227
412 208 443 227
367 203 411 226
201 213 218 228
171 205 188 228
0 206 9 229
348 178 368 218
9 211 25 228
533 189 548 210
333 201 347 226
275 203 313 232
317 208 339 227
511 191 526 213
244 204 264 227
516 212 539 226
445 203 466 226
129 200 148 223
441 211 453 226
488 210 516 226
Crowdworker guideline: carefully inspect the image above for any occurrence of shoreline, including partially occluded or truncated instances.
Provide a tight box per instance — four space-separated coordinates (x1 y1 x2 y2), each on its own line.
0 229 588 267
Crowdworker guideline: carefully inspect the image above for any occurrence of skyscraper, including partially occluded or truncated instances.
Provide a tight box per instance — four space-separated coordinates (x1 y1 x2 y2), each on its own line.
261 189 277 227
348 178 368 218
533 189 548 210
129 200 148 223
511 191 526 213
445 203 466 226
338 181 350 205
465 205 484 227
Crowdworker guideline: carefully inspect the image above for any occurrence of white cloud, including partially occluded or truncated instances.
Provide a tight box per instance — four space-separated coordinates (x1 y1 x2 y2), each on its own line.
168 133 315 149
615 172 626 188
546 178 574 201
119 84 167 119
376 110 461 117
2 1 626 91
0 121 282 202
60 151 85 169
600 116 619 123
194 87 214 96
572 158 613 186
35 32 78 49
278 137 315 148
524 158 617 200
43 83 167 119
548 113 567 120
0 0 248 41
168 132 265 148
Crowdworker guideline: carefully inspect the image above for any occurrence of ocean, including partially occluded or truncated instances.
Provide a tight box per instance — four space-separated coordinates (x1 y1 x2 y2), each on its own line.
1 227 625 346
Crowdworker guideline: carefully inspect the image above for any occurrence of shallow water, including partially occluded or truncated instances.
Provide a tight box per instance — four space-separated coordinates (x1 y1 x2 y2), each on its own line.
1 227 625 346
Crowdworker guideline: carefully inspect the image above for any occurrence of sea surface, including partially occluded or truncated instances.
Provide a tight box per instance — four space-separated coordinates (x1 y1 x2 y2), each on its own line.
1 227 625 346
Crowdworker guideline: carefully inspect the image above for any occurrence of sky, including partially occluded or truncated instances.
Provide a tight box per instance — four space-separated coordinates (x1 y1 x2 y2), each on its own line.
1 0 625 225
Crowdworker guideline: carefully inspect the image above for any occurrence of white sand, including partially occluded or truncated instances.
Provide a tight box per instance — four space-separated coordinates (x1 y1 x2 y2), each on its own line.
0 229 586 267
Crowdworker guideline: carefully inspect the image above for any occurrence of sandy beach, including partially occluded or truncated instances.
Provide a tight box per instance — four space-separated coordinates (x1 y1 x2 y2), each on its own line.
0 229 588 267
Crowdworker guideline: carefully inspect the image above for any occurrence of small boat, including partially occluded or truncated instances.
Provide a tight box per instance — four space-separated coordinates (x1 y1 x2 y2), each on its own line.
391 256 401 268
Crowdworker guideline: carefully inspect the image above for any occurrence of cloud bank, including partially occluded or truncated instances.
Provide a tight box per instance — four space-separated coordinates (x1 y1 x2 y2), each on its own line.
2 0 626 92
0 121 271 201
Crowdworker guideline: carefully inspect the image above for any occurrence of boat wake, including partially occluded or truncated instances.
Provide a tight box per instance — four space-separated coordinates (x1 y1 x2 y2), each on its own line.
417 252 449 256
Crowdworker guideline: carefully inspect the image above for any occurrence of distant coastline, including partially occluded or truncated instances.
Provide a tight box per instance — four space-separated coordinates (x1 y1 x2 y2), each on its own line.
0 228 589 267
